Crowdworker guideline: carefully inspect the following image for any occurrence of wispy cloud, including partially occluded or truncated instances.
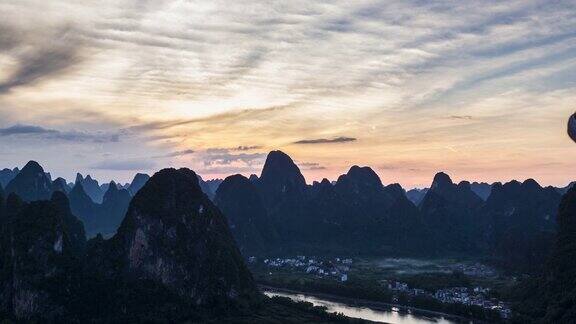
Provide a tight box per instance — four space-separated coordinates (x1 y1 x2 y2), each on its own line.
299 162 327 170
0 1 575 187
294 137 357 144
449 115 473 120
0 24 84 94
0 124 120 143
154 149 195 158
91 159 155 171
203 152 266 166
232 145 262 151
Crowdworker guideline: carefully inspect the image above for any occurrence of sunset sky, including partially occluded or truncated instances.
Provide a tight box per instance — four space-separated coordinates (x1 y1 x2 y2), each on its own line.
1 0 575 188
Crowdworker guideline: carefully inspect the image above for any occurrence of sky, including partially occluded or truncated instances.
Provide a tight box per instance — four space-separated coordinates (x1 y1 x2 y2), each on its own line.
0 0 575 189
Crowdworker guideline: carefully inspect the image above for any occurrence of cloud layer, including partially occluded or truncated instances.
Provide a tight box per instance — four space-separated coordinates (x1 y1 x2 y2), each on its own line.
294 137 357 144
0 0 575 187
0 124 120 143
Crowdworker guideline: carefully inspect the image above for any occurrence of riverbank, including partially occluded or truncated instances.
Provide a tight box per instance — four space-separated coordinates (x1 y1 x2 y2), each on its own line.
260 285 490 324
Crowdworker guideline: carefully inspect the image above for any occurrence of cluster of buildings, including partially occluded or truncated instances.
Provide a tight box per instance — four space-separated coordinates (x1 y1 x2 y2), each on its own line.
252 256 352 282
383 280 511 319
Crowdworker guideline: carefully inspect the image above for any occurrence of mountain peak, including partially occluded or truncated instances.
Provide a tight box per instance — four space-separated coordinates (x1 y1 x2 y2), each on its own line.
259 151 306 206
220 174 247 185
52 177 69 193
129 168 204 212
260 150 304 182
457 180 471 190
0 167 19 188
111 167 257 304
522 178 541 190
5 161 52 201
70 181 86 194
128 173 150 196
74 173 103 203
431 172 453 189
104 181 119 196
346 165 382 188
22 160 43 173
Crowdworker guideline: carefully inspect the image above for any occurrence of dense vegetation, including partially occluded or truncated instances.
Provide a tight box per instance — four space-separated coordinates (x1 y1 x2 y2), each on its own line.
0 167 372 323
214 151 562 277
513 187 576 323
0 152 572 322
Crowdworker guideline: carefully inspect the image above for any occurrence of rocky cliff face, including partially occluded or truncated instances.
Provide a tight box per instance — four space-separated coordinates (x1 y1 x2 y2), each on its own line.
0 193 83 321
105 168 257 305
0 167 260 322
50 191 87 254
515 187 576 322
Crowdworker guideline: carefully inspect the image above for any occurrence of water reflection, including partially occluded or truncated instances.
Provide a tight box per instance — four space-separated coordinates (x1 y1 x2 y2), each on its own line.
265 291 456 324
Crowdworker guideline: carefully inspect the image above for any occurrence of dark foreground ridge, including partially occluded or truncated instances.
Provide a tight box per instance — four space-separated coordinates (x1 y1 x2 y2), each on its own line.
0 167 369 323
515 186 576 323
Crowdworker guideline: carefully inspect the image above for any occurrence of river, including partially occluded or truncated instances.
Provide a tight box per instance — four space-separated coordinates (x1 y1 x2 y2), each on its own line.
264 290 460 324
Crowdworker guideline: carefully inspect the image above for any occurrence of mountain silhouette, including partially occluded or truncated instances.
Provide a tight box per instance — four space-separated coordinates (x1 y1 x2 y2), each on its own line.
127 173 150 196
5 161 52 202
75 173 104 203
258 150 307 208
417 173 483 253
215 174 278 255
0 167 19 189
93 168 257 305
479 179 561 272
0 168 266 322
0 192 84 321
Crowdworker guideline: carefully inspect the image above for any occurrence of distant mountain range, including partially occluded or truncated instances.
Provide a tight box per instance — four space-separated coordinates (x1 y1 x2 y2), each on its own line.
0 165 364 323
212 151 566 275
0 167 19 188
0 162 225 238
1 153 572 273
1 152 574 322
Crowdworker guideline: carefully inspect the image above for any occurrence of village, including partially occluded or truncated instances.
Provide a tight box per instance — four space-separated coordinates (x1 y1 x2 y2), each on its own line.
252 256 511 319
249 255 352 282
384 280 512 319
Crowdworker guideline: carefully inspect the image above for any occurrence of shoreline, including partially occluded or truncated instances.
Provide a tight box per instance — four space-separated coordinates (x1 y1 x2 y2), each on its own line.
260 284 488 324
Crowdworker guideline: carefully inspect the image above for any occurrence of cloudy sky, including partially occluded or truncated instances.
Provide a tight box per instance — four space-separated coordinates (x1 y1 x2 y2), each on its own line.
0 0 575 188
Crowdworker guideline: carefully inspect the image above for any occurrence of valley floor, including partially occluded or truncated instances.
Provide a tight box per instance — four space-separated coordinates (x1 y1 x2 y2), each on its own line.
249 256 515 322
